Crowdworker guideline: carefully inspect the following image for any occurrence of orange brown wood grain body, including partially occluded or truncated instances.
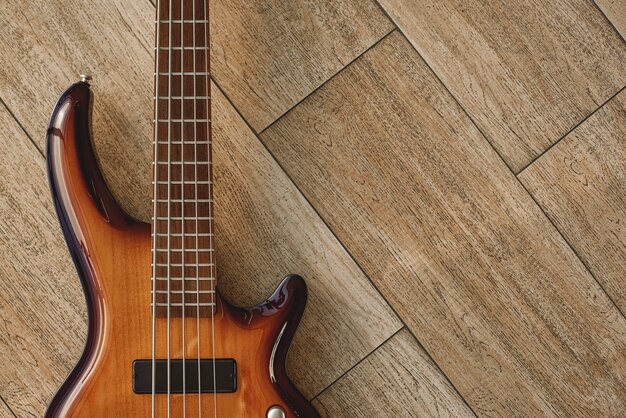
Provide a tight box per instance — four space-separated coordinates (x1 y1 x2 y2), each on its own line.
44 82 318 417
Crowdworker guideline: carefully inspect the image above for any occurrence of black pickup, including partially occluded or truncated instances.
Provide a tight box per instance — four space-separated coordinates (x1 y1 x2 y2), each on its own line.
132 359 237 394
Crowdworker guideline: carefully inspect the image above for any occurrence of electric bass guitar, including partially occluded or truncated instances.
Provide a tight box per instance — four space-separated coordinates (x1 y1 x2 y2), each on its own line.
44 1 319 416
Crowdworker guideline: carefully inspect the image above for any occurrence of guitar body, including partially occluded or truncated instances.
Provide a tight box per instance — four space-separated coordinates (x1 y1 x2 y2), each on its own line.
45 82 319 417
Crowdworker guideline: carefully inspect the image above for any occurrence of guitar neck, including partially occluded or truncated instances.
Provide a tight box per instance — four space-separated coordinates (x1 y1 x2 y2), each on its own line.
152 0 214 317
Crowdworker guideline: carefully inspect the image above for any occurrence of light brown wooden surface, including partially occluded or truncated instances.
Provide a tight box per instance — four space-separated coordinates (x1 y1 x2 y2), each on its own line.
0 0 155 220
210 0 394 131
377 0 626 172
0 400 14 418
211 84 402 398
1 0 625 416
519 89 626 313
261 31 626 416
313 329 475 418
596 0 626 37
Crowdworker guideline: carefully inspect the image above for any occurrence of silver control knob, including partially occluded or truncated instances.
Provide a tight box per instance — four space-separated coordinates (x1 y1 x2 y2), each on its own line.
267 405 286 418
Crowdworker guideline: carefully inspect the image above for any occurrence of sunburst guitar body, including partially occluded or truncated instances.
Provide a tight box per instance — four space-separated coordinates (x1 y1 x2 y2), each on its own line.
44 1 320 417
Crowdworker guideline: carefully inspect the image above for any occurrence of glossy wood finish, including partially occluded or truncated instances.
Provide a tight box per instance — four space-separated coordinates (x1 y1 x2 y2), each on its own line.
45 82 319 417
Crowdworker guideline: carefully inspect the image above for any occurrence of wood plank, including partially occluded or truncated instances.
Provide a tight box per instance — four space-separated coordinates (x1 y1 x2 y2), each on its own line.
377 0 626 172
519 89 626 313
0 0 155 220
0 399 15 418
313 329 475 418
210 0 394 131
595 0 626 38
261 31 626 416
0 104 86 416
211 83 402 397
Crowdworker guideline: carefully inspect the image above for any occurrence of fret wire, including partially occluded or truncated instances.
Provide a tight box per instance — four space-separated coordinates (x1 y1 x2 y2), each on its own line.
152 141 211 144
153 200 212 203
154 263 214 267
152 290 215 293
154 119 211 122
155 72 210 75
156 47 208 50
156 96 211 99
153 180 212 184
153 161 211 165
153 216 213 220
155 248 214 252
156 20 209 23
151 0 215 327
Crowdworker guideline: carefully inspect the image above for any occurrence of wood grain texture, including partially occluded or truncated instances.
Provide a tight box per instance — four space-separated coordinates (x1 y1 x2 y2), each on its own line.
210 0 394 131
0 400 14 418
0 104 86 417
313 329 475 418
261 31 626 416
377 0 626 172
0 0 155 219
519 89 626 313
595 0 626 37
211 84 402 398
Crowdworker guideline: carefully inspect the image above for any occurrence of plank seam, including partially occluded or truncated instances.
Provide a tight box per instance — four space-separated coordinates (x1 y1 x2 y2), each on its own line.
257 27 397 136
517 179 626 322
592 0 626 43
310 327 405 401
517 85 626 175
0 97 45 159
371 0 626 324
0 394 18 418
214 79 477 416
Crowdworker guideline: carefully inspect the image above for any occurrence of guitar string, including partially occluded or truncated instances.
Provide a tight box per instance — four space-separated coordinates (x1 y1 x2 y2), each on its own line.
192 0 203 416
151 0 162 416
167 0 174 414
179 0 186 414
203 0 218 414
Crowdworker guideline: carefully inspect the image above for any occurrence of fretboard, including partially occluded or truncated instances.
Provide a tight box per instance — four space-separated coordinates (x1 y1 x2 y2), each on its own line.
152 0 214 317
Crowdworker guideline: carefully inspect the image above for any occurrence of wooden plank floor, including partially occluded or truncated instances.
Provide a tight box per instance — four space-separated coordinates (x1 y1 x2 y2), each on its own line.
0 0 624 416
261 31 626 416
596 0 626 37
519 88 626 313
378 0 626 172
